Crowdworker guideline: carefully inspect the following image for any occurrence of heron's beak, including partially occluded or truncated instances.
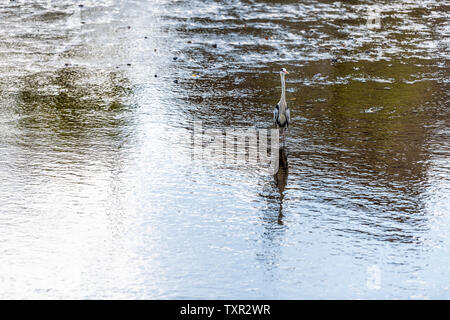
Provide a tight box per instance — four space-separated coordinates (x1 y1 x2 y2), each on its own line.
284 70 289 74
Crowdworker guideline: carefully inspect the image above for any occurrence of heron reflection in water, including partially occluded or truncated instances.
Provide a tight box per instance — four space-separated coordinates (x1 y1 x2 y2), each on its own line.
274 146 288 225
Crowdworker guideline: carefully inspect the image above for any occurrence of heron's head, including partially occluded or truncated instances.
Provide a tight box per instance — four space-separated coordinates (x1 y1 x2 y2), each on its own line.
280 68 289 75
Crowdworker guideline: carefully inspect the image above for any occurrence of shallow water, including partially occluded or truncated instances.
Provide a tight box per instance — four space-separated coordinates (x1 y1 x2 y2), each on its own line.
0 0 449 299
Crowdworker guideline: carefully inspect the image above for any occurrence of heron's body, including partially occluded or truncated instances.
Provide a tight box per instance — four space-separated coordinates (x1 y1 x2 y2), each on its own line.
273 68 290 138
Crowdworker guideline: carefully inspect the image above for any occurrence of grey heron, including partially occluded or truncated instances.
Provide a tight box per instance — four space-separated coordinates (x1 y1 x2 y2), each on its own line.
273 68 290 140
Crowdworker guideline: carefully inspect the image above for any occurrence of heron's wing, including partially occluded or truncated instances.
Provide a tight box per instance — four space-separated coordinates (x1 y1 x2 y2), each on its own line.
273 105 279 124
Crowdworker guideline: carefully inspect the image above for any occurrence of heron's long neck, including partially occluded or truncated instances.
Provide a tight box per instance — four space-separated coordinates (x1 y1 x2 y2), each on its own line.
280 74 287 110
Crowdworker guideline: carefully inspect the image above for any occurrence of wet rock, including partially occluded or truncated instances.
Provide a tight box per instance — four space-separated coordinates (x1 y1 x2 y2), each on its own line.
154 74 157 77
78 4 83 8
212 44 217 48
174 79 178 84
187 40 192 44
127 63 131 66
173 57 178 60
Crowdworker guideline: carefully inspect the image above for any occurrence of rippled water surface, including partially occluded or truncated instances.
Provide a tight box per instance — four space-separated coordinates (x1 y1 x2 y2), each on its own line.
0 0 449 299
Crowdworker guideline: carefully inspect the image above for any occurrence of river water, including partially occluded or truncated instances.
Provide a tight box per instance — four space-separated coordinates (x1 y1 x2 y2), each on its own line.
0 0 448 299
